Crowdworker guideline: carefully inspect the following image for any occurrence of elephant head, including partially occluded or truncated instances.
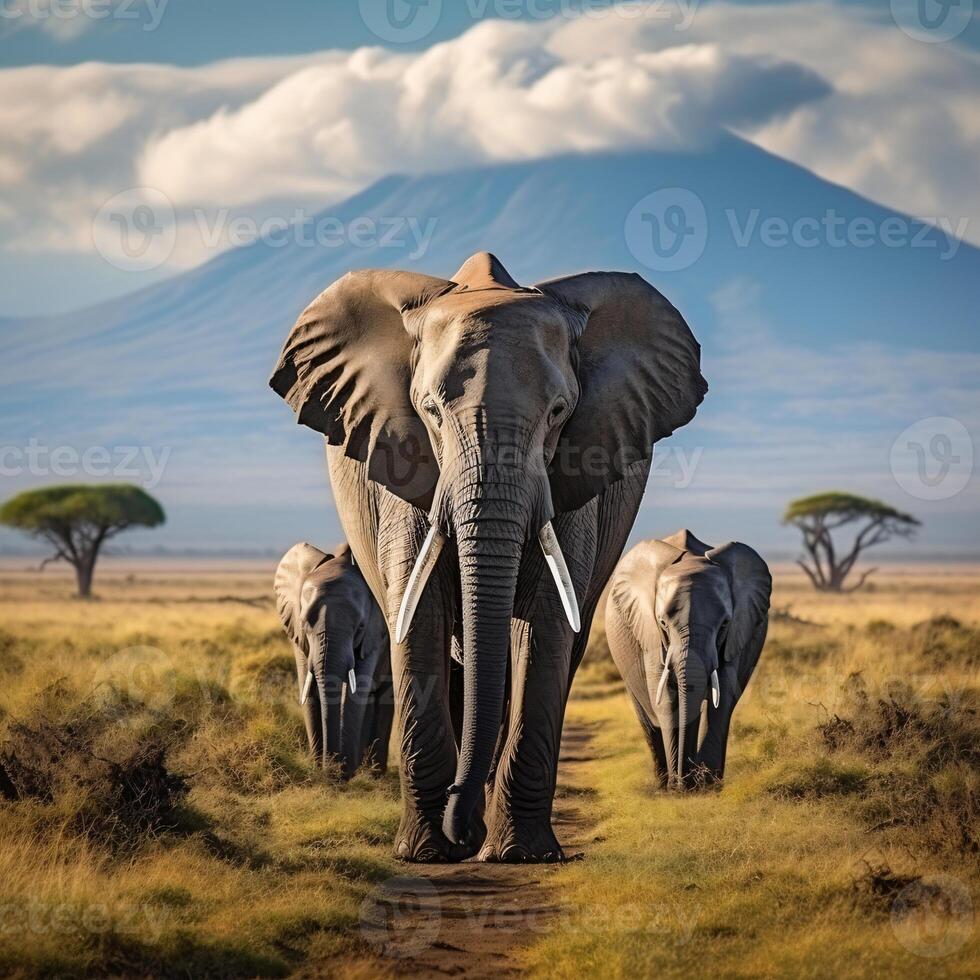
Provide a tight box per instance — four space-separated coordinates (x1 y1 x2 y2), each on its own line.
275 541 365 778
271 253 706 841
618 530 770 787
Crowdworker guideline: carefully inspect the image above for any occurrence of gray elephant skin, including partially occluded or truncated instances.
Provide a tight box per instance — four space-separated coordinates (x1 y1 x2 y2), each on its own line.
275 542 393 779
270 252 706 862
606 530 771 789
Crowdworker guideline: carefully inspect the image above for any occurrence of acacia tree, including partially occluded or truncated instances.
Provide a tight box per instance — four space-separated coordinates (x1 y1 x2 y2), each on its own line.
783 492 919 593
0 484 165 598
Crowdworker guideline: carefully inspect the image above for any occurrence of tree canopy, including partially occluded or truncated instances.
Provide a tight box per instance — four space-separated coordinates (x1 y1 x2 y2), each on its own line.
0 484 165 597
783 491 919 592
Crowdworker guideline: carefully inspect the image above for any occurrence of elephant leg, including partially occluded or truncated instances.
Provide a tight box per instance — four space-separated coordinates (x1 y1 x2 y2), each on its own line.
363 675 394 775
627 692 669 788
292 642 322 760
480 608 575 863
382 513 469 863
697 678 738 783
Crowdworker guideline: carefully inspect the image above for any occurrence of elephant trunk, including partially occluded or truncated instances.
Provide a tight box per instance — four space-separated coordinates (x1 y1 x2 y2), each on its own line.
312 631 354 776
673 640 709 787
652 637 709 788
441 478 528 847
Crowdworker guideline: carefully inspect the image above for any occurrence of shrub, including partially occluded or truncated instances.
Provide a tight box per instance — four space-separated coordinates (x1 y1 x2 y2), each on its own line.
0 684 187 852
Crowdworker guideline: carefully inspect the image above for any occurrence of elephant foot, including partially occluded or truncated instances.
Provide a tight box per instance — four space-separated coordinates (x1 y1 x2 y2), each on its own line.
395 816 483 863
478 818 566 864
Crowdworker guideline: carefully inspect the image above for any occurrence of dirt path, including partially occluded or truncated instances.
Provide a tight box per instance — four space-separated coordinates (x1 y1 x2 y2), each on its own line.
356 722 599 977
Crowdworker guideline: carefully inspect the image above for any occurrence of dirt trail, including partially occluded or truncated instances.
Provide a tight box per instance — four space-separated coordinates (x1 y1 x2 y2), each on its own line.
357 723 599 978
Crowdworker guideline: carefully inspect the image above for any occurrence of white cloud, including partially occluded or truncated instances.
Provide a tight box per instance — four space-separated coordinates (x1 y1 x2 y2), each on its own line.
137 22 826 212
0 2 977 272
553 2 980 241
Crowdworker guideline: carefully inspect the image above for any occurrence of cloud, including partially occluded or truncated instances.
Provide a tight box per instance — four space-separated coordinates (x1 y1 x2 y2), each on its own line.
138 23 828 210
0 2 977 274
553 2 980 242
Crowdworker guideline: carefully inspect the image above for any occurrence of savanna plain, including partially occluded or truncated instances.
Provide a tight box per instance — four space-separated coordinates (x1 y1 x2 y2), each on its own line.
0 559 977 978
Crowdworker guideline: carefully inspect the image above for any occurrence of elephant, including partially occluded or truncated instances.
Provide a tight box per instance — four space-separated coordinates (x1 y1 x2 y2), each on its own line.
270 252 706 862
274 541 393 779
605 529 771 789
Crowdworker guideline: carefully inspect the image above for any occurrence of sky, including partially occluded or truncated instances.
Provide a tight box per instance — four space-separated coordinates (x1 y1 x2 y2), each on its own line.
0 0 977 559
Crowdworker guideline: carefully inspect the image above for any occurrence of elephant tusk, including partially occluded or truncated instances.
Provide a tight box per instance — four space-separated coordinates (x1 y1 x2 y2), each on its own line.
300 669 314 706
539 521 581 633
348 667 357 695
656 649 672 706
711 669 720 709
395 524 447 644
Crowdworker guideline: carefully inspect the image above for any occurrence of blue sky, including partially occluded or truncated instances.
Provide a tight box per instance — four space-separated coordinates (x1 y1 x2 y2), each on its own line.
1 0 977 559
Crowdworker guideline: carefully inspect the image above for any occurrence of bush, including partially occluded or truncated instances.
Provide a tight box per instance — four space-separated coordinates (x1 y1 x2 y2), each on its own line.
0 684 187 852
816 678 980 854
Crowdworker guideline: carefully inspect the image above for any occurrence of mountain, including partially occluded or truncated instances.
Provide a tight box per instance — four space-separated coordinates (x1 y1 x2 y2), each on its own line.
2 136 977 557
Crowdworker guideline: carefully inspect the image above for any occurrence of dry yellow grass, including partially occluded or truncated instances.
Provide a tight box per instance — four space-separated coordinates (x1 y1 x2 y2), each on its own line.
0 560 977 977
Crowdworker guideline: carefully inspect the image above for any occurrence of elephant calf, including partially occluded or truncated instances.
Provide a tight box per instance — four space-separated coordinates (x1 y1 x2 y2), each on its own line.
606 530 771 788
274 542 393 779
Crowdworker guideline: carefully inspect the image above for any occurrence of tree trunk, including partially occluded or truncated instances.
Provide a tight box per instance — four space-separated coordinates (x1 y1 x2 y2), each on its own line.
74 557 95 598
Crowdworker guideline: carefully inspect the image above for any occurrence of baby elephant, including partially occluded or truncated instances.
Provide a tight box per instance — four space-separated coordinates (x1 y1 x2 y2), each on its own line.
275 542 393 778
606 529 771 788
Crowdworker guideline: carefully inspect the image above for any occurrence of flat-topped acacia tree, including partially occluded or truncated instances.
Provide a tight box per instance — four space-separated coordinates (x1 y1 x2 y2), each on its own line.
0 484 165 598
783 492 920 592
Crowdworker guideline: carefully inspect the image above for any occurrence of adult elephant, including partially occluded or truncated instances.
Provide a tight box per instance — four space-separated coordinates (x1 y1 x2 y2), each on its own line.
606 530 771 788
274 542 393 779
270 253 706 862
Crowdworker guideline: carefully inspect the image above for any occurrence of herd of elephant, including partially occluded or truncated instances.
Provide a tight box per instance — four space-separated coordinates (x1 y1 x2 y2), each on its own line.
271 253 772 863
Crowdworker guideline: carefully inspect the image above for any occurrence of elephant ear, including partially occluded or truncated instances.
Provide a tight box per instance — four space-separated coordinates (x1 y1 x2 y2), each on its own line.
610 538 685 653
270 269 454 509
536 271 707 513
275 542 333 648
707 542 772 682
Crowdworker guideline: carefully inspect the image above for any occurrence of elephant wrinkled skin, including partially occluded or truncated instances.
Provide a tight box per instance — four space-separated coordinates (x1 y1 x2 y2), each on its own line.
606 529 771 789
271 253 706 861
274 542 393 779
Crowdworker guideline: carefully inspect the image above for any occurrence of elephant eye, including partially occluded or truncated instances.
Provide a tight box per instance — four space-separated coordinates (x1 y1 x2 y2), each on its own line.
550 400 567 421
422 398 442 426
